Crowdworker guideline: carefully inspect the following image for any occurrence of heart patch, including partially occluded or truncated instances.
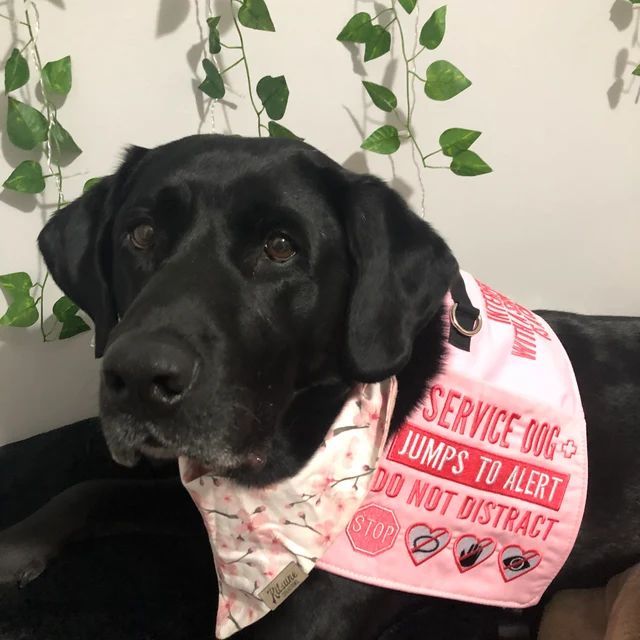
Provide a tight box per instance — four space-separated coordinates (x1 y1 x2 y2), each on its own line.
405 523 450 566
453 535 496 572
499 545 542 582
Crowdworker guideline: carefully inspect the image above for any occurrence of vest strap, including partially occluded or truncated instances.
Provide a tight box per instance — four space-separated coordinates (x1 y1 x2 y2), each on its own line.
448 272 481 351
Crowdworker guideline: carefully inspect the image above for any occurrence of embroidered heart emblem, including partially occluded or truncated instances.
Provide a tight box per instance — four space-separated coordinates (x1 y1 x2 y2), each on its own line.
499 545 542 582
453 535 496 572
405 523 450 566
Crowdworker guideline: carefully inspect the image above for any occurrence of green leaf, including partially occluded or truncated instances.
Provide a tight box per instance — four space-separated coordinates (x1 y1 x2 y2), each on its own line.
53 295 90 339
0 272 33 295
5 48 29 93
6 97 48 150
59 314 90 339
450 150 492 176
439 128 481 157
0 273 38 328
83 177 103 193
362 81 397 112
53 295 79 322
0 295 38 327
3 160 45 193
337 12 374 43
50 120 82 162
361 125 400 154
425 60 471 100
633 63 640 76
238 0 275 32
256 75 289 120
199 59 225 99
398 0 417 14
419 6 447 50
42 56 72 95
268 121 303 140
207 16 222 54
364 25 391 62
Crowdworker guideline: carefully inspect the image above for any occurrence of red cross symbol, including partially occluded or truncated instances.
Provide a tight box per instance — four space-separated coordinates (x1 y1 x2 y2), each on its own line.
561 439 577 459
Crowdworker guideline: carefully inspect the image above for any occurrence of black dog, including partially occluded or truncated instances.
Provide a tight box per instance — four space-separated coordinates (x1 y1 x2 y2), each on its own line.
3 135 640 639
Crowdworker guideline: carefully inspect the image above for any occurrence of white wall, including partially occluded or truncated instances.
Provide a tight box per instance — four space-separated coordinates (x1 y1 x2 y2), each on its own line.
1 0 639 446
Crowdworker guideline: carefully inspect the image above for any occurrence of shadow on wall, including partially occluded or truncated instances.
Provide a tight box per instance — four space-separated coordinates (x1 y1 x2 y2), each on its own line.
155 0 214 132
154 0 226 133
157 0 190 37
340 0 417 203
189 0 243 135
608 0 640 108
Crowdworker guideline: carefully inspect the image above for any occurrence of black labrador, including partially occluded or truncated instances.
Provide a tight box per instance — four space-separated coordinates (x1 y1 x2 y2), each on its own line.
1 135 639 640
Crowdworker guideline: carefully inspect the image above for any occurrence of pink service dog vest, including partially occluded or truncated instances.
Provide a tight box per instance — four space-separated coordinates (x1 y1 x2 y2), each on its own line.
317 271 588 608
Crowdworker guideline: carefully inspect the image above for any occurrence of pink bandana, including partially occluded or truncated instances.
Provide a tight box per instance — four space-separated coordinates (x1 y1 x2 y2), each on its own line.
318 272 588 609
180 379 397 639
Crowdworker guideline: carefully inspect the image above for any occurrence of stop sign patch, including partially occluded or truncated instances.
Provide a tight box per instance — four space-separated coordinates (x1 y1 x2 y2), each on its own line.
346 503 400 556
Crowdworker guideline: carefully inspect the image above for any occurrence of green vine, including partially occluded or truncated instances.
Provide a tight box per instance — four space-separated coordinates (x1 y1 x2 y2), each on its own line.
1 1 496 341
198 0 300 140
0 2 90 341
338 1 492 177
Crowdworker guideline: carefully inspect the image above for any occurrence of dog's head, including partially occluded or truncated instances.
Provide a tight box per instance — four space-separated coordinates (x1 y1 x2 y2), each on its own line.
39 135 457 485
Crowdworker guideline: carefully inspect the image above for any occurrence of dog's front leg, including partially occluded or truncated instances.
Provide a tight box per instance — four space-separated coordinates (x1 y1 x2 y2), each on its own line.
0 476 200 587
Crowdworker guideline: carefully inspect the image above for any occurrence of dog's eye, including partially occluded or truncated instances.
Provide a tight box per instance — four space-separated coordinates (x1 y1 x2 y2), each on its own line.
264 233 296 262
129 224 155 250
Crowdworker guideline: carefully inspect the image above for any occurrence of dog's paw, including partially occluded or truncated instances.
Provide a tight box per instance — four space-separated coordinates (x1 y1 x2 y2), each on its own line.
0 540 49 588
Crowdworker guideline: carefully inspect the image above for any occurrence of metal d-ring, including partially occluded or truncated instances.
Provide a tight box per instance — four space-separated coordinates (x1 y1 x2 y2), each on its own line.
449 303 482 337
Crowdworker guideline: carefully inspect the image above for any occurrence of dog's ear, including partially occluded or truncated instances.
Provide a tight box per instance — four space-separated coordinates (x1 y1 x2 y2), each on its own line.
342 175 458 382
38 145 149 357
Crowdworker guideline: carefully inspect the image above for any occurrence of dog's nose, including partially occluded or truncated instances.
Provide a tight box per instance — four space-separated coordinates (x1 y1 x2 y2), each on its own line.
102 335 199 411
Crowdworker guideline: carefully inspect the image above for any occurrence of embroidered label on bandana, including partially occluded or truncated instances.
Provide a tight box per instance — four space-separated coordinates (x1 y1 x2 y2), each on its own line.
258 562 307 611
180 379 397 639
317 272 588 609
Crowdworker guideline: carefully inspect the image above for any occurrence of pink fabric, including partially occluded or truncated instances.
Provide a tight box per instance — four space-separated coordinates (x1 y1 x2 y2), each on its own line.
180 380 397 639
317 272 588 608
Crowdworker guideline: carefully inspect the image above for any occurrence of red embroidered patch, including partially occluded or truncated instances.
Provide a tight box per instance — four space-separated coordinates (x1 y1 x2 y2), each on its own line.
346 503 399 557
499 545 542 582
453 534 496 572
405 523 451 566
476 280 551 360
388 423 569 511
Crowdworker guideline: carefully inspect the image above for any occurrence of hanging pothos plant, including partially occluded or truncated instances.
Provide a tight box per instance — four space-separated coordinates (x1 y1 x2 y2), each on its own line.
1 0 497 342
1 5 92 340
198 0 300 139
338 1 492 177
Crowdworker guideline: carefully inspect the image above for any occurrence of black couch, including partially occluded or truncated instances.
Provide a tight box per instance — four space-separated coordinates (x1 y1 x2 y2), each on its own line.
0 420 216 640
